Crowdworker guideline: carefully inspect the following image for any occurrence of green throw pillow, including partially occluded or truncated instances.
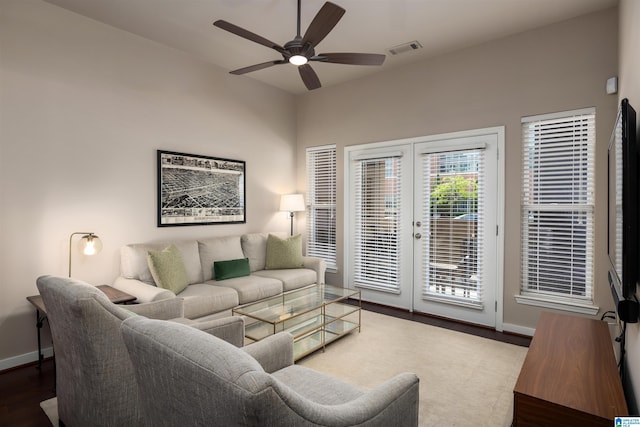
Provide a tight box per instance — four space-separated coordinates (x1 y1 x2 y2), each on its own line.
147 244 189 294
265 234 304 270
214 258 250 280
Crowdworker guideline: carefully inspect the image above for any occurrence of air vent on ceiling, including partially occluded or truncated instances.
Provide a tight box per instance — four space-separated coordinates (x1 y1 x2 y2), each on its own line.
387 41 423 56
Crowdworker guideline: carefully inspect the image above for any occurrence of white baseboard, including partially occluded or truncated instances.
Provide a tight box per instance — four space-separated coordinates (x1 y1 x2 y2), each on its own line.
502 322 535 337
0 346 54 372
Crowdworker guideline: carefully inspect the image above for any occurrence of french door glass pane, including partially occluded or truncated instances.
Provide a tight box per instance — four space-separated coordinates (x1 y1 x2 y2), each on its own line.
422 149 484 306
353 156 403 293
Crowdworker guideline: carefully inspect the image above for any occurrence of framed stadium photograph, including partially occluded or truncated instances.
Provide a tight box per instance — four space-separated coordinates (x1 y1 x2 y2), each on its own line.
157 150 246 226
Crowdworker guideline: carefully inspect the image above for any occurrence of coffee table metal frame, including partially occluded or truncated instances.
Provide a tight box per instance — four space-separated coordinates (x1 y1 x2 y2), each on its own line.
232 284 361 360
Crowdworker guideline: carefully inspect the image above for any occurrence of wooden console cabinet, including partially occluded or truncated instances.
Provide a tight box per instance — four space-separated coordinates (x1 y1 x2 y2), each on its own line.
513 312 628 426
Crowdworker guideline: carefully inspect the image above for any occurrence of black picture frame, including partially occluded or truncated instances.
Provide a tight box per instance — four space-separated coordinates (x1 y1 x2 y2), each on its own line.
157 150 246 226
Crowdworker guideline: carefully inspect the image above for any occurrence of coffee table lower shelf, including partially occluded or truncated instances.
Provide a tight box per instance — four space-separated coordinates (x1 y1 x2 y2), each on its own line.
293 319 360 360
235 284 362 361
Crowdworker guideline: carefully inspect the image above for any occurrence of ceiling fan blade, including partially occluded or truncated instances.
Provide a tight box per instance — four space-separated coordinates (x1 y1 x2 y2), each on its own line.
301 2 345 49
230 60 286 75
214 20 286 54
314 52 386 66
298 64 321 90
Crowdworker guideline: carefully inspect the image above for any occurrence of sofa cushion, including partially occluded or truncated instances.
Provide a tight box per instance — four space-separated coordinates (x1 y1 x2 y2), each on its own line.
199 236 245 281
121 240 203 285
252 268 317 292
214 258 250 281
206 275 282 305
265 234 304 270
241 232 286 272
178 283 239 319
147 245 189 295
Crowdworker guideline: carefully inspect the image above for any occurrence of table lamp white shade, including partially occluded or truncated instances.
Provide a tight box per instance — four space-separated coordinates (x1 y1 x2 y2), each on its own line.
280 194 305 235
69 232 102 277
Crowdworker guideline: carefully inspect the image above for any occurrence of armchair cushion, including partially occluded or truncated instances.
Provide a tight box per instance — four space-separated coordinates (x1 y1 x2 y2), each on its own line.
265 233 304 270
147 244 189 294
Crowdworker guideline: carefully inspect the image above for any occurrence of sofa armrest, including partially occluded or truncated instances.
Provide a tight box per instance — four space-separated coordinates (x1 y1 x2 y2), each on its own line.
242 332 294 373
302 256 326 284
190 316 245 347
125 298 185 320
112 276 175 303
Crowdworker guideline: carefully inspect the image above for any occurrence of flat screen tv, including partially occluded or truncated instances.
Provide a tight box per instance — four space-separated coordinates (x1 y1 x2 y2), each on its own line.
608 98 638 314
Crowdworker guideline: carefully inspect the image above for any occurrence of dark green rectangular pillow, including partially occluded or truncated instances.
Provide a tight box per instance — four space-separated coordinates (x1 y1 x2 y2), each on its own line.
214 258 250 280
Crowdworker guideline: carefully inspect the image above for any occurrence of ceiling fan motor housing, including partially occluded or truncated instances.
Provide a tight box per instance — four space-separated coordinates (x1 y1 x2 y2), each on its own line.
283 37 315 59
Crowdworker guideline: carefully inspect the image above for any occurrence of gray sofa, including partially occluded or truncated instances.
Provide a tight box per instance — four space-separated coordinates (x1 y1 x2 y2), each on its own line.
122 315 420 426
112 232 326 321
36 275 247 426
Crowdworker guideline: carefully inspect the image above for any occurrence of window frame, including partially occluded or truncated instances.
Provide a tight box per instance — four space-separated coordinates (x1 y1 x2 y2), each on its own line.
516 108 598 315
306 145 337 272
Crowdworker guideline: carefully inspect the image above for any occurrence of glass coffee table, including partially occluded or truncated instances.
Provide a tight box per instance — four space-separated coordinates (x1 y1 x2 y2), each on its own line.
232 284 361 360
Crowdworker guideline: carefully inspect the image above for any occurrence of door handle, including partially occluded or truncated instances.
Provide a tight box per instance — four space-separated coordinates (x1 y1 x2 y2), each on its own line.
414 233 422 240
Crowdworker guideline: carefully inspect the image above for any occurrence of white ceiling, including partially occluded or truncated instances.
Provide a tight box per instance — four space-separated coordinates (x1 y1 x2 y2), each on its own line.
43 0 618 94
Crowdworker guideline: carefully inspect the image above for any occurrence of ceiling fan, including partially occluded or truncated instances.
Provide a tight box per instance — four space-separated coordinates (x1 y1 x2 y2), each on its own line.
213 0 385 91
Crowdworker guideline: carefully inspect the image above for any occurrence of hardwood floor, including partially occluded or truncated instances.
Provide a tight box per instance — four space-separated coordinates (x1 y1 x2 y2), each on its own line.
0 305 530 426
359 300 532 347
0 359 55 427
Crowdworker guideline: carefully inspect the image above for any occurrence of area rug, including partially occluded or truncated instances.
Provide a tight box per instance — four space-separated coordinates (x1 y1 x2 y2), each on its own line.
298 310 528 426
39 397 58 426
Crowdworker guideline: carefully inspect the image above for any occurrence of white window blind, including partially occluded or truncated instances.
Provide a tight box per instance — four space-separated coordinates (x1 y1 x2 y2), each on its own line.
306 146 337 271
422 149 484 307
521 109 595 300
353 154 403 293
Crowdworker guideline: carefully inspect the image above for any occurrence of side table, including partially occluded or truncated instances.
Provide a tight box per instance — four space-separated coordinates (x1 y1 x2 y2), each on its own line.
26 284 136 369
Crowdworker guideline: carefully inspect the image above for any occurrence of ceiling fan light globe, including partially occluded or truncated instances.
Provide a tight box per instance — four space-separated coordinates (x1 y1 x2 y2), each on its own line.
289 55 308 66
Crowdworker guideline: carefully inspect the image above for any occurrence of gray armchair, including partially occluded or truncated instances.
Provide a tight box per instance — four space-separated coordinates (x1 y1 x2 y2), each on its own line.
36 275 244 427
121 315 420 426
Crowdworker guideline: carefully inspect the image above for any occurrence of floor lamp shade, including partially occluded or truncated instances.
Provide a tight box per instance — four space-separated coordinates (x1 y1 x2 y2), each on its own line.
280 194 305 235
69 232 102 277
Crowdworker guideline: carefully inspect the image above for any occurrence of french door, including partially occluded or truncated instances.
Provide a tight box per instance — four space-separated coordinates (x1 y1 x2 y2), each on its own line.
347 144 415 309
345 128 503 328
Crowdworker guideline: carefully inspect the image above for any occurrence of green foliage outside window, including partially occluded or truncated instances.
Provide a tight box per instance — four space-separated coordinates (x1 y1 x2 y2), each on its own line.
430 175 478 216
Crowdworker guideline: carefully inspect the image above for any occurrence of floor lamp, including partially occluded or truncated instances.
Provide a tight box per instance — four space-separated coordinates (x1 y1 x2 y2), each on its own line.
69 232 103 277
280 194 305 236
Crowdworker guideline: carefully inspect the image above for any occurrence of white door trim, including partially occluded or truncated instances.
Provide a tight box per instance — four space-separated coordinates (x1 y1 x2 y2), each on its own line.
343 127 505 331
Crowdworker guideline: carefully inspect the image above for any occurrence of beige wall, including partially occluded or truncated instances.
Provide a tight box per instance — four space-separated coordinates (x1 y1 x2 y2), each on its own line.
296 8 618 332
618 0 640 413
0 1 623 370
0 0 297 367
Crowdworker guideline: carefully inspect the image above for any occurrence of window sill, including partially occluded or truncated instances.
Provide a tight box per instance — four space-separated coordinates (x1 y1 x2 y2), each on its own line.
514 294 599 316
